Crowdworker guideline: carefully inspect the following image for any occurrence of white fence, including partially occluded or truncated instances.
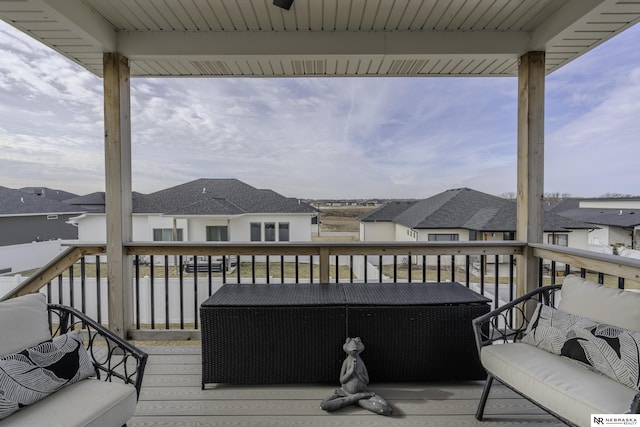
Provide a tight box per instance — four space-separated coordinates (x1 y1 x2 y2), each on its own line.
0 240 69 275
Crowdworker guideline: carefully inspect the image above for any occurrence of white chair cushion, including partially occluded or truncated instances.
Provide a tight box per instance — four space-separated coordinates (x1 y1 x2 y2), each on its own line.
559 275 640 332
0 379 137 427
481 343 636 427
0 293 52 356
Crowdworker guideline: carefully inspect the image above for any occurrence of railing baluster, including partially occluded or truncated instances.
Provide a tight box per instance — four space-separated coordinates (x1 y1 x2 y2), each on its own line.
364 255 368 283
407 255 412 283
494 255 499 310
480 255 485 295
422 255 426 282
252 256 256 283
95 256 102 324
393 255 398 282
619 277 625 289
295 255 299 283
80 257 86 315
465 255 470 287
335 255 339 283
150 257 155 330
135 256 141 329
237 255 241 284
550 261 556 285
378 255 383 283
266 255 270 284
179 256 184 329
179 255 184 326
598 272 604 284
194 257 199 330
164 255 170 330
580 268 586 278
309 256 313 283
349 255 354 283
437 255 442 282
451 255 456 282
58 273 63 305
281 256 285 284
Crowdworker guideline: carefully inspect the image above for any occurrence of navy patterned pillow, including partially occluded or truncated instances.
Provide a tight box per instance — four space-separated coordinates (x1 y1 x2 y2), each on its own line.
0 331 95 420
523 304 640 391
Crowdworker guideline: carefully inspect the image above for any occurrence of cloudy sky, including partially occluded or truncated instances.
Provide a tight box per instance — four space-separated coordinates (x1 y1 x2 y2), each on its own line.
1 20 639 200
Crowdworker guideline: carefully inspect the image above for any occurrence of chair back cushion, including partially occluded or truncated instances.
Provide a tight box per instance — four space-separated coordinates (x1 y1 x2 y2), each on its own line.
558 275 640 333
0 293 52 356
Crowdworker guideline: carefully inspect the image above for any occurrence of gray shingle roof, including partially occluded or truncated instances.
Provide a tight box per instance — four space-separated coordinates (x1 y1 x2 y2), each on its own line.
360 188 592 232
553 208 640 228
19 187 78 201
0 186 83 215
143 179 316 215
60 179 316 216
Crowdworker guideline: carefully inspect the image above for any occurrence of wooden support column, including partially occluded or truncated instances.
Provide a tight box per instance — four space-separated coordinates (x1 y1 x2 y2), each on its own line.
516 51 545 299
103 53 133 339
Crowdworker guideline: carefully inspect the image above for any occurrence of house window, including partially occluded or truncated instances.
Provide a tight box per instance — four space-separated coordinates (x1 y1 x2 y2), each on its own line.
503 232 515 240
427 233 459 241
153 228 183 241
548 233 568 246
206 226 228 241
265 223 276 242
250 223 261 242
279 223 290 242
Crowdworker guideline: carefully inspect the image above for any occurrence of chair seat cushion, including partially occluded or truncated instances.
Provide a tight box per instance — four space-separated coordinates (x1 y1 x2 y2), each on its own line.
481 343 636 426
0 379 137 427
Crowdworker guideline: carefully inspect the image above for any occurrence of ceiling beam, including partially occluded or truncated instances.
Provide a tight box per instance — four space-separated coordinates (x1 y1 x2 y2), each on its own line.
41 0 116 51
118 30 531 60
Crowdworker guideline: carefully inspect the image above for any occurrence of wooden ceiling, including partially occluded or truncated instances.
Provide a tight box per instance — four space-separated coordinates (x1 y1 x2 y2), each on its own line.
1 0 639 77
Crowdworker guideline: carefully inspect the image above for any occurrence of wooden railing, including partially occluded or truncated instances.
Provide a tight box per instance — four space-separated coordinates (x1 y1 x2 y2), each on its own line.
3 241 640 341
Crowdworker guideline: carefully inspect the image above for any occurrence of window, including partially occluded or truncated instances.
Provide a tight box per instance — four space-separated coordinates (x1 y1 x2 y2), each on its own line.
265 223 276 242
427 233 459 242
206 226 228 241
250 223 261 242
153 228 183 241
503 232 515 240
548 233 568 246
278 223 290 242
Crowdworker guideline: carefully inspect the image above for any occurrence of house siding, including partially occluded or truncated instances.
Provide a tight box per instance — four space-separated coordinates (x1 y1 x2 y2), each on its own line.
0 215 78 246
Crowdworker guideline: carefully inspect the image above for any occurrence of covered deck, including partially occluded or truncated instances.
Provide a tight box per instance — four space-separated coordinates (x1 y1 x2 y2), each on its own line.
2 2 640 425
132 345 562 427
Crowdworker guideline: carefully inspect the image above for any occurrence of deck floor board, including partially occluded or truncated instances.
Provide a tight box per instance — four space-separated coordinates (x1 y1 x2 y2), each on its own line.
129 346 565 427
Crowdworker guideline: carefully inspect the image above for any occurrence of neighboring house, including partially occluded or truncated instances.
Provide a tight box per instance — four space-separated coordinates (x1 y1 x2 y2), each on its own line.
67 179 318 243
548 198 640 249
358 188 593 249
0 186 83 246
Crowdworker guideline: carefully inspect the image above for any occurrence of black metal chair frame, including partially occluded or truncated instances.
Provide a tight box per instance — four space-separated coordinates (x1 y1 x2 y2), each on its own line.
47 303 148 399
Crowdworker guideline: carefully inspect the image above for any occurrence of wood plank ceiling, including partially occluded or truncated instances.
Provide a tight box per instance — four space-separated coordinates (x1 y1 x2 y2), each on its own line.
1 0 639 78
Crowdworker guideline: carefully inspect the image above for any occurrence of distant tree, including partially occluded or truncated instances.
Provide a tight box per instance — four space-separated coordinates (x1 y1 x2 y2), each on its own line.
499 192 517 201
543 192 572 205
598 192 636 198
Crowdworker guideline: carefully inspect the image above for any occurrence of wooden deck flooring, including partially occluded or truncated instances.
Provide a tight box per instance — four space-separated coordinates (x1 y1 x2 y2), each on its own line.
129 346 565 427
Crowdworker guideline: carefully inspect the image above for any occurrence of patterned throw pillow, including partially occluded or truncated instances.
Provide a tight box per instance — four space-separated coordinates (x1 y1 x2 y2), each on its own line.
523 304 640 391
0 331 96 420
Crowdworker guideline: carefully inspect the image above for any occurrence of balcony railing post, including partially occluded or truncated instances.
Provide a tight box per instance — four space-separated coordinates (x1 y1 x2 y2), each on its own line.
319 247 330 283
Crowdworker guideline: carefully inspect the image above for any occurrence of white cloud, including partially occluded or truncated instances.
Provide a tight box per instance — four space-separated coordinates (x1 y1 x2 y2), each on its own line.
0 20 639 199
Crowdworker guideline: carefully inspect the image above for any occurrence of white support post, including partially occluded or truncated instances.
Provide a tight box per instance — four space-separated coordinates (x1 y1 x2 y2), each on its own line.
516 51 545 298
103 53 133 339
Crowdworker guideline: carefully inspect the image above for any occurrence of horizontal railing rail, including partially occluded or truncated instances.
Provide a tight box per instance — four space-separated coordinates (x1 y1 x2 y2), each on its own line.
4 241 640 342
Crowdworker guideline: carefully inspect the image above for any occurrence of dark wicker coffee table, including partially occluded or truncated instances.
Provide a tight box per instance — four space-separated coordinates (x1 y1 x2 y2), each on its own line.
200 282 489 386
